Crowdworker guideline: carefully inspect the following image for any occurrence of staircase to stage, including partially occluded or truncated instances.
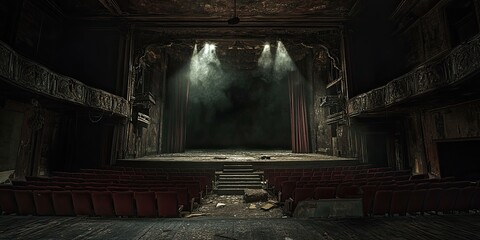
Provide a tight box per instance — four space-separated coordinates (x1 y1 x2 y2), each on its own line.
214 164 264 195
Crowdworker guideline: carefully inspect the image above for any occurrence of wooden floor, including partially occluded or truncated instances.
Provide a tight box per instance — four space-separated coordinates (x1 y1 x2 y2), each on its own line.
1 215 479 239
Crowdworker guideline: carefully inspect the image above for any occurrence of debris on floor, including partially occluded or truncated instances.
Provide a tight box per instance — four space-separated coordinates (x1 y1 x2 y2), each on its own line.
216 203 226 208
184 213 210 218
261 203 275 211
195 194 283 218
244 189 269 203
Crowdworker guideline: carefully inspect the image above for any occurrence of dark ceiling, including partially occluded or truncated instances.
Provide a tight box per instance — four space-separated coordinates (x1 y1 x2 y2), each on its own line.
48 0 359 22
39 0 440 29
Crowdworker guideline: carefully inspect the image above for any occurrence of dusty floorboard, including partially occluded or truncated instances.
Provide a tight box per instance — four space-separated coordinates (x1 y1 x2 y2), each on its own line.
0 215 480 240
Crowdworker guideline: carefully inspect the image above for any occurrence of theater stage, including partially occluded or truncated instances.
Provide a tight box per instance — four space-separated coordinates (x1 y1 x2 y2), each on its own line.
116 149 358 170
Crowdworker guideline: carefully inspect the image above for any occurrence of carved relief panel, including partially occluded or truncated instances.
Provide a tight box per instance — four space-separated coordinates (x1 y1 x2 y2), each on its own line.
445 35 480 82
15 57 54 95
54 74 86 104
0 43 12 79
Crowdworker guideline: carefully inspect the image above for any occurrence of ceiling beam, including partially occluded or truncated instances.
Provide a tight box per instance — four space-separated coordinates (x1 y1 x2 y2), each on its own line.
98 0 122 16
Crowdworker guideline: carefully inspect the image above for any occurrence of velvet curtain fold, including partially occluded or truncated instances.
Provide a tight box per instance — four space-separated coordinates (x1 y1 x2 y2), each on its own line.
163 73 189 153
288 70 311 153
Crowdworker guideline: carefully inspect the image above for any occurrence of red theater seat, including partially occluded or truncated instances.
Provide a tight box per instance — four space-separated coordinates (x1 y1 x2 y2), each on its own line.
112 191 135 216
33 190 55 216
423 188 442 213
52 191 75 216
155 191 179 218
91 191 115 217
454 186 476 212
0 189 17 214
396 184 415 191
274 176 289 191
293 188 314 210
390 190 411 216
314 187 336 200
437 188 459 214
280 181 296 202
372 190 392 216
134 192 157 217
14 190 36 215
71 191 94 216
414 182 430 190
361 185 377 216
407 189 427 215
169 187 191 212
336 186 361 198
471 187 480 210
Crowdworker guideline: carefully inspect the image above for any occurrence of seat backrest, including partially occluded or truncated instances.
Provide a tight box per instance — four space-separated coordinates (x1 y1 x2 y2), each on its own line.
437 188 460 213
91 191 115 217
71 191 94 216
111 191 135 216
134 191 157 217
0 189 18 214
453 186 476 211
314 187 336 200
390 190 411 215
423 188 442 212
406 189 427 214
14 190 35 215
372 190 392 215
293 188 314 210
52 191 75 216
33 190 55 216
155 191 179 218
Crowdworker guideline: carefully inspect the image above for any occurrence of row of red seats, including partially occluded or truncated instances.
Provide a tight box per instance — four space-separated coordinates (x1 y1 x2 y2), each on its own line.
50 171 213 192
22 178 205 201
8 183 197 210
263 165 372 174
78 168 215 180
279 177 475 202
264 166 393 181
0 189 182 217
100 166 216 174
272 170 416 194
287 185 480 216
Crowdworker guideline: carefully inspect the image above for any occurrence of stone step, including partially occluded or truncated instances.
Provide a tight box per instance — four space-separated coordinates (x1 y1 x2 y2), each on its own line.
217 180 261 185
216 172 263 176
223 168 254 172
217 184 263 189
214 188 245 195
223 164 253 169
218 177 261 181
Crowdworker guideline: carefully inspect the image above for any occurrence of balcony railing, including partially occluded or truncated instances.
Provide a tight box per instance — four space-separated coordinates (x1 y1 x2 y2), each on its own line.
348 33 480 116
0 41 129 117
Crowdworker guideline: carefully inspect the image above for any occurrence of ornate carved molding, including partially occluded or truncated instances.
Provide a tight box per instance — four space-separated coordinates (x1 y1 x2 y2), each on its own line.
348 33 480 117
445 35 480 82
0 41 129 117
54 74 86 104
0 44 12 79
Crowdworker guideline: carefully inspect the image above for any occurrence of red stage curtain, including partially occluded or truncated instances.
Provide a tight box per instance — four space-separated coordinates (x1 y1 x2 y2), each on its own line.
288 70 311 153
163 72 189 153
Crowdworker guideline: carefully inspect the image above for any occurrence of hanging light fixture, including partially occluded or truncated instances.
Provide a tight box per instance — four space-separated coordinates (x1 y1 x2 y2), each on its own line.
227 0 240 24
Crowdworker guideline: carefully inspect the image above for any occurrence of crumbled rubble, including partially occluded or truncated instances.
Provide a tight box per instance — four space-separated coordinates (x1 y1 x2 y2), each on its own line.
192 194 283 218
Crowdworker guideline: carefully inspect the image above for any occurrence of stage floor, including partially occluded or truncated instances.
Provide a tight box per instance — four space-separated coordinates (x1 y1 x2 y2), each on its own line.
121 149 355 162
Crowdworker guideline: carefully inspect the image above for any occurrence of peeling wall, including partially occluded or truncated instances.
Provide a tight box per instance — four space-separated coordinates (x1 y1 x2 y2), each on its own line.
419 100 480 177
404 112 428 175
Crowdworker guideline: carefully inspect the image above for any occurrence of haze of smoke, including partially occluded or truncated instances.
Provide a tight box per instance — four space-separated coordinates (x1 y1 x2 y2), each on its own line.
273 41 296 81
